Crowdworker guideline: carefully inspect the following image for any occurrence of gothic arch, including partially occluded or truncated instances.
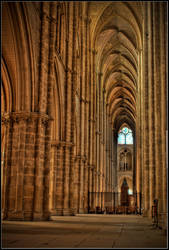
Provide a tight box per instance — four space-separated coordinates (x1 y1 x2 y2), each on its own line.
1 58 13 114
91 1 143 138
118 176 133 193
2 2 35 112
51 60 63 141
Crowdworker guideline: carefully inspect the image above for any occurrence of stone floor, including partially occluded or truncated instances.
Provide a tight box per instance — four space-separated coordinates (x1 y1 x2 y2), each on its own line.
2 214 168 249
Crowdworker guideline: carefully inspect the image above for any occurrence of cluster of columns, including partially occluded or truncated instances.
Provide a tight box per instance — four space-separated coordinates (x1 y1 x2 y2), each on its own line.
140 2 167 228
1 112 52 220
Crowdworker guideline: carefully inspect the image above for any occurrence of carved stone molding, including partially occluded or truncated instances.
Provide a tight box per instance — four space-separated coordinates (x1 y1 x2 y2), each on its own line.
92 49 97 55
91 165 95 170
84 17 91 25
65 67 72 73
96 130 102 135
71 70 77 76
1 112 53 126
46 15 57 24
80 97 89 104
97 171 101 176
88 119 96 123
74 155 87 163
51 140 74 148
88 164 96 170
98 72 103 77
79 15 91 24
102 88 106 94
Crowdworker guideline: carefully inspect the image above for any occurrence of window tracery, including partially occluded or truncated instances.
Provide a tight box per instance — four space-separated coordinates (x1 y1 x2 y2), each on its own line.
118 127 133 144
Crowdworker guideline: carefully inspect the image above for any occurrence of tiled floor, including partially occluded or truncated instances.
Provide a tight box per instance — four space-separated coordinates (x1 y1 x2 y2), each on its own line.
2 214 168 248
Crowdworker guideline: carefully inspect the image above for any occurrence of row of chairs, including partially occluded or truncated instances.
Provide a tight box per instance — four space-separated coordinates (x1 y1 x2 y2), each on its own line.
89 206 137 214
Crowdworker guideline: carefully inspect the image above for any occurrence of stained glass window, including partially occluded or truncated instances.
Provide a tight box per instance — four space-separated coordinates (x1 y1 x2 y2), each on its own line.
118 133 125 144
118 127 133 144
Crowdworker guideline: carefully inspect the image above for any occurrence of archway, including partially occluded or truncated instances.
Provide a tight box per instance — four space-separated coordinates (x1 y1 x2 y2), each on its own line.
91 2 142 211
121 178 129 206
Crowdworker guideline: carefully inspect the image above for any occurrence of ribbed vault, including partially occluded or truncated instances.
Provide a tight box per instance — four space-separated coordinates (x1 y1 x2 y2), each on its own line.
92 2 142 133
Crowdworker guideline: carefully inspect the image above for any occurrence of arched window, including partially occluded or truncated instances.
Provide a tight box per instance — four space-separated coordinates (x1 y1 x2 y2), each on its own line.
118 127 133 144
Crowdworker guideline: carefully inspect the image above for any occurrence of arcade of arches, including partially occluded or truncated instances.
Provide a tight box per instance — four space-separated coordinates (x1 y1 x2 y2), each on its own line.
1 1 167 230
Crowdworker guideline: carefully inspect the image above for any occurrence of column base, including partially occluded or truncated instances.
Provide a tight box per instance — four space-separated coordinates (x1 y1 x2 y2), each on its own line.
2 210 7 220
142 209 149 217
158 212 167 231
73 208 79 214
63 208 75 216
6 211 24 221
24 211 33 221
78 208 88 214
49 208 75 218
50 208 63 216
33 212 44 221
43 212 50 220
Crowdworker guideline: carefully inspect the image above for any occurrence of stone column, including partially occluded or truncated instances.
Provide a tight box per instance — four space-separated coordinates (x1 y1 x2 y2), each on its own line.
33 2 50 221
112 128 117 191
61 2 75 216
43 2 57 220
139 47 144 212
153 3 167 223
83 163 89 213
146 2 155 216
52 142 64 215
87 16 92 212
135 47 142 208
142 2 150 216
69 4 78 216
88 165 91 211
94 169 97 209
79 156 86 213
74 157 81 213
33 119 46 220
1 119 9 219
105 106 109 192
23 117 37 220
91 167 95 210
2 112 51 221
49 144 56 214
159 3 167 230
92 49 97 209
2 114 26 220
69 147 76 215
63 145 70 216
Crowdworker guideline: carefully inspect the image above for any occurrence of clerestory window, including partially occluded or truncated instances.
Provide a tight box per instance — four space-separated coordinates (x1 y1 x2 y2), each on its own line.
118 127 133 144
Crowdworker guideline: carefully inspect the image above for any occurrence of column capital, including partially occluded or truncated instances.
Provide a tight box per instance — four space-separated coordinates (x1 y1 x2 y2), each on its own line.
92 49 97 55
88 119 96 123
65 67 72 73
45 15 57 24
96 130 102 135
80 98 89 104
102 88 106 94
74 154 87 163
1 112 53 126
84 16 91 24
51 140 74 148
136 47 143 53
98 72 103 77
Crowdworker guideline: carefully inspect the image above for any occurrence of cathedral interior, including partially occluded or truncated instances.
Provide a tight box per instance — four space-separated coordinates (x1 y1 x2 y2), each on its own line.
1 1 168 237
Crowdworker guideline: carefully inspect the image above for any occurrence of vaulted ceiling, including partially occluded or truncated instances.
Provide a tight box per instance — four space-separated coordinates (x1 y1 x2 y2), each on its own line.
89 1 143 133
